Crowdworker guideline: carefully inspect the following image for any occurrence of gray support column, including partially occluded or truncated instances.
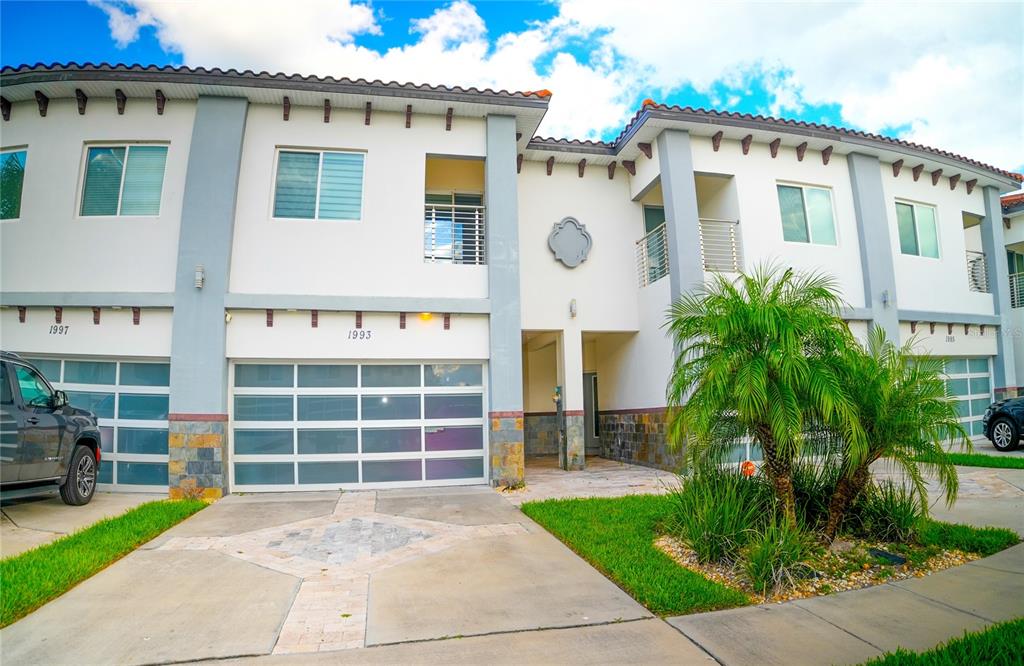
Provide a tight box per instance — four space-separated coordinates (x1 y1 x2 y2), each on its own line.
167 96 248 499
982 185 1017 397
485 114 525 486
657 129 704 302
847 152 900 339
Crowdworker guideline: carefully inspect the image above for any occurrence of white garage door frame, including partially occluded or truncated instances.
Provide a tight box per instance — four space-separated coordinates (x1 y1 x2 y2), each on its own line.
942 356 993 439
21 355 170 493
228 360 489 491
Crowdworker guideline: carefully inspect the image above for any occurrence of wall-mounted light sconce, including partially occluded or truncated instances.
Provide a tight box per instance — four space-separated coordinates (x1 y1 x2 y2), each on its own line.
880 289 890 308
194 264 205 289
569 298 577 318
224 311 232 323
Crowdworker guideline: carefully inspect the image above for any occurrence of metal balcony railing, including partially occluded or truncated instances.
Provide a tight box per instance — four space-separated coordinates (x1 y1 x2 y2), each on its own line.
966 250 989 293
1010 272 1024 308
699 218 743 273
424 204 486 265
636 223 668 287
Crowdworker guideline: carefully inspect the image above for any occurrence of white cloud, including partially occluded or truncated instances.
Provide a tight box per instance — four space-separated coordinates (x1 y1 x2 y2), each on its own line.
90 0 636 140
90 0 1022 170
556 0 1023 170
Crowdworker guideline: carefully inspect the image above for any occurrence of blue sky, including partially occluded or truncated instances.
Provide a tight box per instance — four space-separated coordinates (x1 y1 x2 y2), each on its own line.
2 1 1020 171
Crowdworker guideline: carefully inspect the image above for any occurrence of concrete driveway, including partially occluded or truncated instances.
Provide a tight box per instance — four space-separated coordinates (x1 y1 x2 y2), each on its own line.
1 491 158 558
0 486 712 665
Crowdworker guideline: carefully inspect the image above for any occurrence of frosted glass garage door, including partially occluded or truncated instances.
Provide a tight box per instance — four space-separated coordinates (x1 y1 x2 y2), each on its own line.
230 362 487 490
22 356 170 490
943 357 992 437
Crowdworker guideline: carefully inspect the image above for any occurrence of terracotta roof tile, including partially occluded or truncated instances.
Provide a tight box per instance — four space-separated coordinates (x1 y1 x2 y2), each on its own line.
0 62 552 101
618 103 1022 183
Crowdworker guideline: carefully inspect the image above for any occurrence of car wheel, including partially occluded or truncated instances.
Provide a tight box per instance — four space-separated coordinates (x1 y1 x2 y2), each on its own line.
989 416 1020 452
60 446 98 506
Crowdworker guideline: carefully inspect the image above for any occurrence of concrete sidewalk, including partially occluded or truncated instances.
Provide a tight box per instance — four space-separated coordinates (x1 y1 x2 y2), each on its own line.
667 543 1024 666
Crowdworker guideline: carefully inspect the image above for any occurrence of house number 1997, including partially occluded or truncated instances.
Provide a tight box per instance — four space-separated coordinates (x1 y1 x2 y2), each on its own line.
348 329 372 340
48 325 70 336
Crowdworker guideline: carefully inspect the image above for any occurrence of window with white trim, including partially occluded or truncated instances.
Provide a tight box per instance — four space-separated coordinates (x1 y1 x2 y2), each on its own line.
273 149 365 220
896 201 939 258
1 148 27 220
776 184 837 245
80 144 168 216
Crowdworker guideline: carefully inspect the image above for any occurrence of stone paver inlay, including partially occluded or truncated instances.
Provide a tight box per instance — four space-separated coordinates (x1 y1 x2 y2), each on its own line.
157 491 526 654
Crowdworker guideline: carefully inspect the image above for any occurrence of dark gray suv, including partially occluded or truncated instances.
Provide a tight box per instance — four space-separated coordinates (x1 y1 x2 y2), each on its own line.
1 352 103 505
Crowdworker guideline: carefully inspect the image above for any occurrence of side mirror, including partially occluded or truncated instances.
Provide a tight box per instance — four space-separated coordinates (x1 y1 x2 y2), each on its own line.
52 390 69 409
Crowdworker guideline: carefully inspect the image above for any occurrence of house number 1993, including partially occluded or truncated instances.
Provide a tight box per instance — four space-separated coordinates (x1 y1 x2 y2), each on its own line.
348 329 372 340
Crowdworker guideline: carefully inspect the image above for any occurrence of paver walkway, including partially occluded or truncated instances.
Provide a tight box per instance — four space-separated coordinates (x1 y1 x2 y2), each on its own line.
504 455 673 504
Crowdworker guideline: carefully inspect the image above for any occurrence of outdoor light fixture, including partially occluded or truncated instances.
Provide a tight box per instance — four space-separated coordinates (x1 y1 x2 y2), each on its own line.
419 312 433 321
569 298 577 318
881 289 890 307
224 312 232 323
194 265 205 289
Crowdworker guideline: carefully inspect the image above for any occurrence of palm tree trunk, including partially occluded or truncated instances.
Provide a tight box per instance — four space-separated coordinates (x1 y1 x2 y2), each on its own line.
755 425 797 525
824 464 871 540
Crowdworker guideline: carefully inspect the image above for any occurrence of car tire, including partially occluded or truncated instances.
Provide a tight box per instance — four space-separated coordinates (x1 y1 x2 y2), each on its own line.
989 416 1021 452
60 445 98 506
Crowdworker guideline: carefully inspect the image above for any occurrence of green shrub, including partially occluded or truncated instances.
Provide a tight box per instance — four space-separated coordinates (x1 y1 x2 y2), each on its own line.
791 457 840 531
667 465 771 563
742 516 813 595
851 481 924 542
917 520 1020 556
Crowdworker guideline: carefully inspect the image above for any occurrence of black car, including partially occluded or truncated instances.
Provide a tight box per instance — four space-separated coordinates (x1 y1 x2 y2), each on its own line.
982 397 1024 452
1 352 103 504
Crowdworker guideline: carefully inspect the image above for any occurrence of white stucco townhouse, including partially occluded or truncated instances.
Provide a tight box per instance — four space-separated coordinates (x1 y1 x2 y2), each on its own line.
1 63 1020 496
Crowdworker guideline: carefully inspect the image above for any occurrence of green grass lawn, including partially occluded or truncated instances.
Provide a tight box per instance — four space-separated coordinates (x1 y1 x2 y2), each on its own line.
520 494 750 616
862 617 1024 665
917 520 1019 556
1 499 205 627
521 494 1019 617
940 452 1024 470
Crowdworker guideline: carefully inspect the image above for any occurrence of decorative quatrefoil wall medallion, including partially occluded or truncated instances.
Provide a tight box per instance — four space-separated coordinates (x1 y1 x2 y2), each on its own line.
548 217 593 268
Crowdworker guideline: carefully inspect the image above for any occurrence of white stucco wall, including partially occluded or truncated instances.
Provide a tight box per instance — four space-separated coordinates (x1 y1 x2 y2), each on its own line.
229 104 488 299
689 135 867 308
897 321 997 357
225 309 489 360
881 165 991 315
0 98 193 293
1 306 173 357
593 277 674 410
523 341 557 412
1010 307 1024 384
517 159 642 332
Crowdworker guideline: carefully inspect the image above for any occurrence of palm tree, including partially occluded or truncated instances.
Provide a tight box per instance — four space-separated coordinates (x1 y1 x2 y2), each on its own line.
665 264 864 525
823 327 966 539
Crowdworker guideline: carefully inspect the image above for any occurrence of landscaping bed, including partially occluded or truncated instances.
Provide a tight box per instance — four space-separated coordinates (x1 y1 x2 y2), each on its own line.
654 533 976 604
522 491 1018 615
0 498 206 627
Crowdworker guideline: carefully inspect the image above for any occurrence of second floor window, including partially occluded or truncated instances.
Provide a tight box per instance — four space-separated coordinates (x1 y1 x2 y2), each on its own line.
777 184 837 245
424 192 485 264
896 201 939 258
80 145 168 217
273 150 365 220
1 149 27 220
